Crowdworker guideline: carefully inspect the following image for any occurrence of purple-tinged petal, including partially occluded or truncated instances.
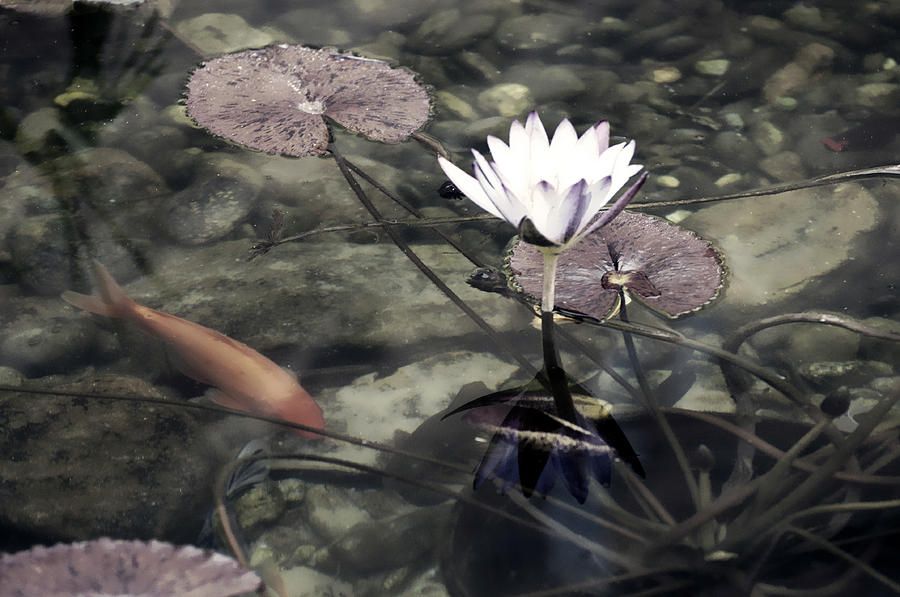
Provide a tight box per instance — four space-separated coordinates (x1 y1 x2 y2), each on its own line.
548 179 591 244
593 120 610 153
549 119 578 156
473 158 527 224
578 171 648 238
437 156 503 219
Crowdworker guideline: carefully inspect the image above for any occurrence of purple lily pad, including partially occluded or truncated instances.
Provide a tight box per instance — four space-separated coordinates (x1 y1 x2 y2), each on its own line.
508 211 724 319
0 538 262 596
185 44 431 157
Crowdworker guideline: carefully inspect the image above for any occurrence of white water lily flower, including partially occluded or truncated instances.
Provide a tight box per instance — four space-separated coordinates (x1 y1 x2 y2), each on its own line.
438 111 647 251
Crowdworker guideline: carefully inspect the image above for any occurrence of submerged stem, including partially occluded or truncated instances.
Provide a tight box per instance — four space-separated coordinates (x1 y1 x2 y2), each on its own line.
541 310 578 423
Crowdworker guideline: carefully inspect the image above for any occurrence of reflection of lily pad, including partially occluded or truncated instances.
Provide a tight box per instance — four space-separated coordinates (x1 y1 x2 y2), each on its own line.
185 44 431 156
508 211 724 319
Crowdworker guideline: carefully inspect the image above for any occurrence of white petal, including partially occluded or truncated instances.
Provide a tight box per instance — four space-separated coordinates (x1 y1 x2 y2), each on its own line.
593 121 610 153
488 135 529 200
438 156 504 219
529 180 565 243
547 179 592 244
549 119 578 156
473 152 527 225
575 175 613 232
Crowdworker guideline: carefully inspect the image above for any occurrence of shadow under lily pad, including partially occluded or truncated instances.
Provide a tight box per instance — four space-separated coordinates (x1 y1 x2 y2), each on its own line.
185 44 431 157
508 211 724 319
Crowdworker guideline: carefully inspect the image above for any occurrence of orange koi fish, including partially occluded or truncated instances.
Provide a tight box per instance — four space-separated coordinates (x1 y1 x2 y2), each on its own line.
62 261 325 438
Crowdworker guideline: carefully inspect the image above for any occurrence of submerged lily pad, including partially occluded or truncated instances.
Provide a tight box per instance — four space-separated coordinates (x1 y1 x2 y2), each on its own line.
0 538 261 596
508 211 724 319
185 44 431 156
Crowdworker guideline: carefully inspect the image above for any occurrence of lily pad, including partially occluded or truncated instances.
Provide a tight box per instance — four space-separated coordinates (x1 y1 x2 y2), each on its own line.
185 44 431 157
0 538 261 596
507 211 724 319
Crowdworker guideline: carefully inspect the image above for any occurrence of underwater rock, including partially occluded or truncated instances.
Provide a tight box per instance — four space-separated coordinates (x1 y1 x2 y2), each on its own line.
501 64 586 103
758 150 806 182
762 43 835 103
13 107 69 158
277 566 354 597
303 485 374 544
173 13 278 55
799 360 895 391
408 9 496 55
234 483 287 532
160 155 262 246
0 374 218 544
7 213 74 295
855 82 900 109
329 505 451 574
495 13 583 50
683 183 879 307
748 120 785 156
102 240 530 362
694 58 730 76
476 83 533 118
327 352 521 467
0 306 100 377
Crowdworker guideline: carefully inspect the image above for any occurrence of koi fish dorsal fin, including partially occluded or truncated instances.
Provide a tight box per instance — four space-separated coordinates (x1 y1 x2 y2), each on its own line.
61 260 136 318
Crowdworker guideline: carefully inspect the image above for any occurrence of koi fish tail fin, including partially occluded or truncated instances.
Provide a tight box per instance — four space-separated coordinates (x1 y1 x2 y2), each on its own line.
61 260 136 318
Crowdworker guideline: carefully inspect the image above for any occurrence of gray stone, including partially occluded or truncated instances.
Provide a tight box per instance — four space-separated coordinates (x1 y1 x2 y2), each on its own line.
0 366 24 386
0 374 218 543
758 150 806 182
0 306 99 377
7 213 75 296
160 155 263 246
694 59 730 76
495 13 582 50
408 9 496 54
684 183 879 306
330 505 451 574
711 131 761 167
748 121 785 156
856 82 900 109
749 321 861 368
502 64 586 103
14 107 69 157
234 483 287 532
800 361 895 391
477 83 533 117
303 485 373 543
173 13 278 55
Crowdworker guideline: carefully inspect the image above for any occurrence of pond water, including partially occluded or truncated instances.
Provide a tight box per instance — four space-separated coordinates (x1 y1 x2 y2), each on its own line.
1 0 899 595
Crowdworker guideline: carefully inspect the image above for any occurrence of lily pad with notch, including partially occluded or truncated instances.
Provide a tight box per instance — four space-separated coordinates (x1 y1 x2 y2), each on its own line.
507 211 725 319
185 44 431 157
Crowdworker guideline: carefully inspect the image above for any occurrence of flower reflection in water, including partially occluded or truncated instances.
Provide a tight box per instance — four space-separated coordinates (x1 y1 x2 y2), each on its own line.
449 383 644 504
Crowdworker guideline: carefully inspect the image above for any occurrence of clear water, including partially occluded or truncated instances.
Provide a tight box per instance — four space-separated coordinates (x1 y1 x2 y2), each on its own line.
1 1 899 596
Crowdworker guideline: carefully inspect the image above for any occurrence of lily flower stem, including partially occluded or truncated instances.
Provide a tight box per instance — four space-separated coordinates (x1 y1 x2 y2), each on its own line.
540 249 559 314
618 292 701 510
541 311 579 424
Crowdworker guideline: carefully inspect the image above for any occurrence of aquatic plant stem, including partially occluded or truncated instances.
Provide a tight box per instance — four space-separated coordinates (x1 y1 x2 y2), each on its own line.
784 525 900 594
540 249 560 313
329 145 541 380
719 389 900 551
541 310 578 423
618 294 701 510
634 163 900 209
